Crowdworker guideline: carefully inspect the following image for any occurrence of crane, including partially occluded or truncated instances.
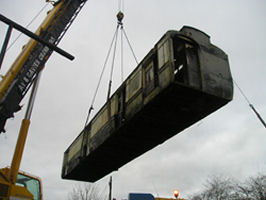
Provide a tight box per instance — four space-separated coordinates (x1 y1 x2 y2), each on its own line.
0 0 87 199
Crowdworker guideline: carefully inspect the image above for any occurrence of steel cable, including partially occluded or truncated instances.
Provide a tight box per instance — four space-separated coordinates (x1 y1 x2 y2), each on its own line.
84 25 119 126
234 80 266 128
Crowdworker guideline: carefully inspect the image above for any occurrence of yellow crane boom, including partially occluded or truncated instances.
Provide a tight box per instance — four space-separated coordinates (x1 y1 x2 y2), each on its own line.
0 0 87 199
0 0 86 133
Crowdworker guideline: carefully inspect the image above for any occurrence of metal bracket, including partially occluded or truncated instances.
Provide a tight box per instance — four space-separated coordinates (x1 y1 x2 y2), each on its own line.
0 13 74 70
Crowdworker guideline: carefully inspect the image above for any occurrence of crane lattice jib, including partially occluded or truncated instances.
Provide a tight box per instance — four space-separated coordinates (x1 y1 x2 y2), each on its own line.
0 0 87 133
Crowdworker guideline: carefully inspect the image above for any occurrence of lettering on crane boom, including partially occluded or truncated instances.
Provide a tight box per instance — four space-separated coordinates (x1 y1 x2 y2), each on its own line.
0 0 87 133
17 36 55 94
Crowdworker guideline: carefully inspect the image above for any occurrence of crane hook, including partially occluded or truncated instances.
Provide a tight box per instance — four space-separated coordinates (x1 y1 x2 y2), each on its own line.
117 11 124 24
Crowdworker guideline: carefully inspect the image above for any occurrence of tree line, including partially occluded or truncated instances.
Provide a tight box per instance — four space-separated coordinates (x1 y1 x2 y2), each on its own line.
68 173 265 200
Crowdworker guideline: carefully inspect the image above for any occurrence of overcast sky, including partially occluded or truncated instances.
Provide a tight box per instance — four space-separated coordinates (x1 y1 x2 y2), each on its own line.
0 0 266 199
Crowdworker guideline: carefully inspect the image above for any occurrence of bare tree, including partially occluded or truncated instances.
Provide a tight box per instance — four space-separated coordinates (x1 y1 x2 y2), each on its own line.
190 173 266 200
203 176 236 199
190 194 203 200
248 173 266 200
236 173 266 200
68 183 102 200
190 175 237 200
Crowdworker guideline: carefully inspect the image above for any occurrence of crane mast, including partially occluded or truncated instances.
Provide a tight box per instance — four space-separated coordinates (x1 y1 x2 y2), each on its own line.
0 0 87 133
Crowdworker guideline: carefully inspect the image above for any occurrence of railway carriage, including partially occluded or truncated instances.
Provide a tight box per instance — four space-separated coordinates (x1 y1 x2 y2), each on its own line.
62 26 233 182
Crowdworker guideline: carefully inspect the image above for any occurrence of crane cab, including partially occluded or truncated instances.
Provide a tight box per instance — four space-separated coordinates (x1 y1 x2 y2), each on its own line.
0 167 42 200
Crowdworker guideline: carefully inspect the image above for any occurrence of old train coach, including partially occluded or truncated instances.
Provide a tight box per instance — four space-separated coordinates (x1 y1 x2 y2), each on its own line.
62 26 233 182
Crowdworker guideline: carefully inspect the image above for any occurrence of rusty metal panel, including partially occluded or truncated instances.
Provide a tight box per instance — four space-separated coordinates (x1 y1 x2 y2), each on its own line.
62 130 85 176
85 129 91 156
158 44 164 69
158 39 170 69
125 93 143 119
143 87 160 105
143 61 160 105
178 26 233 100
67 132 83 162
89 118 115 152
185 44 201 89
125 67 142 102
110 94 118 117
199 48 233 100
91 106 108 138
180 26 210 46
159 65 172 89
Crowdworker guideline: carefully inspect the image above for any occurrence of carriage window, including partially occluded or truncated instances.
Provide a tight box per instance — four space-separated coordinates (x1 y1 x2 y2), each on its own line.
145 62 155 94
145 65 154 84
158 40 169 69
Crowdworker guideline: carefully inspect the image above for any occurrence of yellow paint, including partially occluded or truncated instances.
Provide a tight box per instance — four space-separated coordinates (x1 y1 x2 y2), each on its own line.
9 184 33 200
0 1 63 100
10 119 30 184
0 167 41 200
